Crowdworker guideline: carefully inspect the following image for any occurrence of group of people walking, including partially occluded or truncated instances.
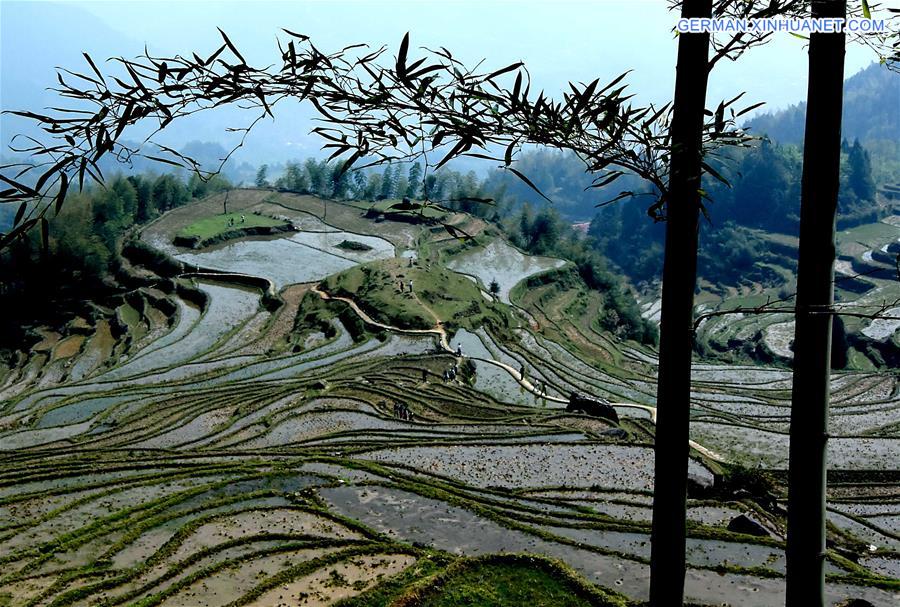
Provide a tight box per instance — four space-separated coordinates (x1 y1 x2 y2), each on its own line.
442 362 459 382
392 402 413 421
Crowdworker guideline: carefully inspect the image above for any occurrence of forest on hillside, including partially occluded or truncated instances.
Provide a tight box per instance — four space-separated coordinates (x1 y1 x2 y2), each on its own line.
1 118 887 352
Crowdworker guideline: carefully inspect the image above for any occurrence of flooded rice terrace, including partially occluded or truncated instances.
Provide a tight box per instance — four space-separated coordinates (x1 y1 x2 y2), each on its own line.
0 193 897 606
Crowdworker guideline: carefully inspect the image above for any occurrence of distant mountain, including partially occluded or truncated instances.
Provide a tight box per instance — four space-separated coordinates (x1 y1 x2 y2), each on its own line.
746 63 900 148
1 2 138 149
0 2 319 167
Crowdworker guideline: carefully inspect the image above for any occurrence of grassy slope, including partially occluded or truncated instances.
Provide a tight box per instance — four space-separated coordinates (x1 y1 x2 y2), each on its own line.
414 561 604 607
178 212 284 239
337 555 628 607
323 257 508 332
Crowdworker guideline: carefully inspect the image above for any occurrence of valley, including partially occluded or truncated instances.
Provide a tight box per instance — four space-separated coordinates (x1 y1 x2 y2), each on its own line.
0 190 897 606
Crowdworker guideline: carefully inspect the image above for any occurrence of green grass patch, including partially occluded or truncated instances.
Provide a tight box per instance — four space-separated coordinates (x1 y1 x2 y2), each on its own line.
391 554 628 607
323 257 508 332
178 213 285 239
117 303 141 329
837 221 899 251
846 347 877 371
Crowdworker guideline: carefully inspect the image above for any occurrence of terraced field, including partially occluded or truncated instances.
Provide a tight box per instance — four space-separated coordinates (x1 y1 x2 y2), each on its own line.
1 191 897 606
682 215 900 370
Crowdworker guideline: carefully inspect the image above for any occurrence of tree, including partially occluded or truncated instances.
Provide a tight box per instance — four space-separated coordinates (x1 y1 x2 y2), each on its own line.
256 164 269 188
517 204 533 249
128 175 155 222
364 173 383 201
423 174 439 201
352 170 368 200
305 158 328 196
846 138 876 202
489 279 500 296
730 140 799 231
188 172 231 200
331 161 352 199
527 208 561 255
151 174 188 213
649 2 713 604
395 175 410 202
284 161 309 193
407 163 423 199
786 1 846 604
379 165 395 200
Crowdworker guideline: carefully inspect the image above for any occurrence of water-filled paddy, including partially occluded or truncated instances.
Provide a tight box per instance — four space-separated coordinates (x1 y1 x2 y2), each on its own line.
175 230 395 289
359 444 714 491
3 192 898 605
447 239 565 303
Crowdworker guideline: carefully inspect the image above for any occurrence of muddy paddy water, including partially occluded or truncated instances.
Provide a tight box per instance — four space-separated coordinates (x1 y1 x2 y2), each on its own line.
447 239 566 303
321 484 898 606
358 443 714 491
175 231 395 289
3 194 898 606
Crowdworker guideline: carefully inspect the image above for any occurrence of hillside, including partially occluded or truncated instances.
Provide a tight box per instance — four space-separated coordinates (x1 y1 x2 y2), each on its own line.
0 191 897 606
747 62 900 147
747 62 900 182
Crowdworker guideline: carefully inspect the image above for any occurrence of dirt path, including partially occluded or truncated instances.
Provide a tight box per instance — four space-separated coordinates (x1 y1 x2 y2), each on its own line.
311 285 725 463
312 285 450 348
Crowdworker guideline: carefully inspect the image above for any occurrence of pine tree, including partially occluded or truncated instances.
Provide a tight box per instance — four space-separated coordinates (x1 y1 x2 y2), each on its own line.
255 164 269 188
305 158 327 195
847 139 876 202
379 165 394 200
423 174 438 200
331 162 352 199
352 171 368 199
406 163 423 198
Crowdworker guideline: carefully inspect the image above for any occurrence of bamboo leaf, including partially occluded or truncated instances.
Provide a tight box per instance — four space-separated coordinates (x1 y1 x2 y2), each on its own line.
485 62 523 82
735 101 766 117
55 172 69 216
13 201 26 226
507 167 552 203
82 52 106 85
396 32 410 79
218 28 246 64
596 191 634 208
40 217 49 256
701 161 730 186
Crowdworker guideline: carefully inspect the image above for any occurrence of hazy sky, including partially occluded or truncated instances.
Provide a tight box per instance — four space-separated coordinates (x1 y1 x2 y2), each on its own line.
0 0 886 164
65 0 877 108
